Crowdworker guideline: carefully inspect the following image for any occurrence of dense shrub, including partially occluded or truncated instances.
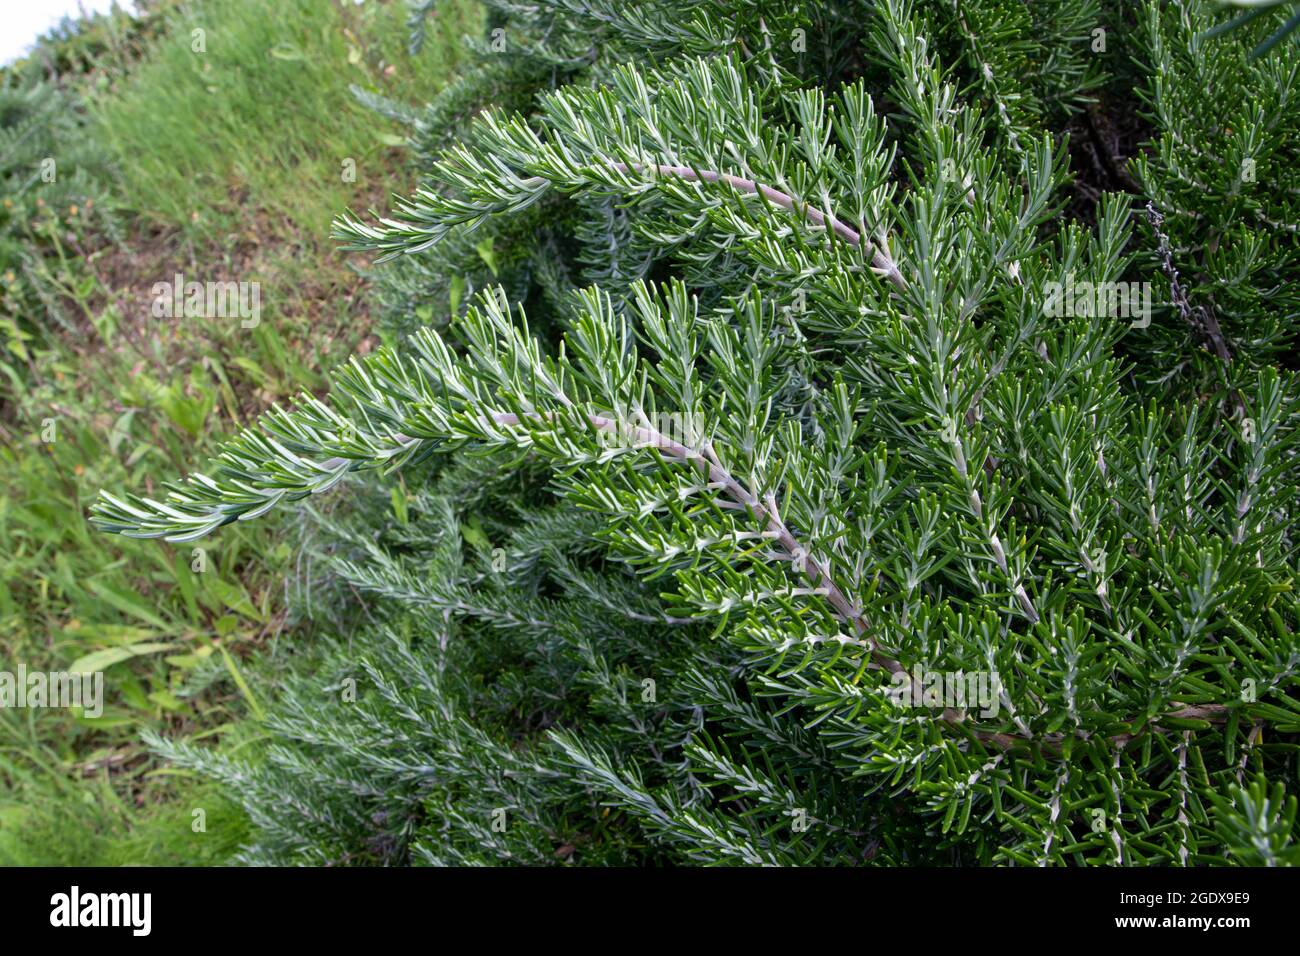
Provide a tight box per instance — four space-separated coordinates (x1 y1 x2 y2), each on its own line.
103 0 1300 865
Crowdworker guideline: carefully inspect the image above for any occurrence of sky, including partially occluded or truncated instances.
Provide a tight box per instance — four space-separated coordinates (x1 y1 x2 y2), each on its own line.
0 0 136 66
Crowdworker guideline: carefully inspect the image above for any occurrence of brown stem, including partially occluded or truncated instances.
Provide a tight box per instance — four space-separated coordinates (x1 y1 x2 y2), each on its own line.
1145 203 1235 364
608 162 909 292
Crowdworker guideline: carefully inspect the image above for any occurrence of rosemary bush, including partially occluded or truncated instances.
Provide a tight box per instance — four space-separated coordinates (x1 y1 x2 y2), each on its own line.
100 0 1300 865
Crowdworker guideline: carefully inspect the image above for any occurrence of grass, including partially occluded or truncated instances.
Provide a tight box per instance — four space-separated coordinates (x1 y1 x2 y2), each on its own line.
0 0 481 865
97 0 480 239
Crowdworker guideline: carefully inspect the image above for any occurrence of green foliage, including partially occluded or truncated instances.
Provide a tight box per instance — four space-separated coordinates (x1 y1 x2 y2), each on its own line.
922 0 1105 151
1209 776 1300 865
95 0 481 237
0 740 249 867
98 0 1300 865
151 465 696 865
7 1 175 81
0 1 174 358
1207 1 1300 59
0 74 119 349
0 0 479 865
1131 0 1300 400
